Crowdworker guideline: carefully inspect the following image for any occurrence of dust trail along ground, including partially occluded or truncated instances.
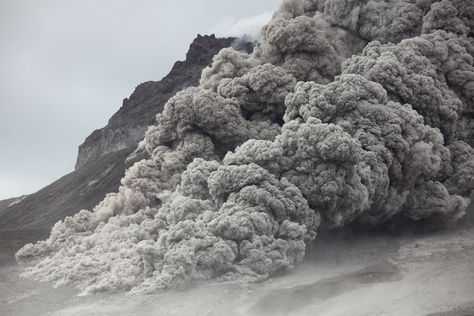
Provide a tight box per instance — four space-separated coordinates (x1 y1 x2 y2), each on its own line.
2 223 474 315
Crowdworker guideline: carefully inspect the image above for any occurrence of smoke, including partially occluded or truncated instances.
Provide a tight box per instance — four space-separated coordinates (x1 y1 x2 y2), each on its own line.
16 0 473 295
209 11 274 40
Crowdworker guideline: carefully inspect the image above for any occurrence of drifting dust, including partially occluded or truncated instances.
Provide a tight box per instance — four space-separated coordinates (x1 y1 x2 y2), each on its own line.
2 225 474 315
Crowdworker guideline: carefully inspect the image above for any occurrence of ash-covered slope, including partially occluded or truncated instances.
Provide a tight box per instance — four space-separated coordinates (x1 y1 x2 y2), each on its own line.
0 197 23 214
75 34 242 170
0 34 237 236
0 149 139 236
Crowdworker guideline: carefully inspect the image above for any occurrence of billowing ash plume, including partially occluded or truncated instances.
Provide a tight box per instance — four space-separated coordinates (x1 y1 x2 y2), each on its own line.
16 0 474 294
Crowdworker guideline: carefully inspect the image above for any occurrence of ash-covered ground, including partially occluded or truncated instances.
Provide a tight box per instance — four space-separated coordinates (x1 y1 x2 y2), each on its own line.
2 217 474 315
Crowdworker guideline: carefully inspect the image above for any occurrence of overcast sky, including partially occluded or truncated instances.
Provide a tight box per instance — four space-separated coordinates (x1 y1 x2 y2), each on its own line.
0 0 280 200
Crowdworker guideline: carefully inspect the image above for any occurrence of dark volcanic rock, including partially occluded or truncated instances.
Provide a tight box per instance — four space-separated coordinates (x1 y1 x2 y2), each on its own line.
0 34 244 235
0 197 22 214
75 34 240 170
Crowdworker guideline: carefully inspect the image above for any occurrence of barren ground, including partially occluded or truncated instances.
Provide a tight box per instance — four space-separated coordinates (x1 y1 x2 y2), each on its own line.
1 221 473 316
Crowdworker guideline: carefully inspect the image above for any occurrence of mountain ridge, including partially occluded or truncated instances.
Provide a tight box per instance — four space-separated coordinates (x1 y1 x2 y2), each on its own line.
75 34 241 170
0 34 242 236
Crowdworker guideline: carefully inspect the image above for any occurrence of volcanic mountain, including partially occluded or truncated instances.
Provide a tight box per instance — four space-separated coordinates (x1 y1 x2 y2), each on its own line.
0 34 245 239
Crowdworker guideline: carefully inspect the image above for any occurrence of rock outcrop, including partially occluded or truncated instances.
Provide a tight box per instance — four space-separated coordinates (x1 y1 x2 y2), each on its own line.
75 34 241 170
0 34 241 236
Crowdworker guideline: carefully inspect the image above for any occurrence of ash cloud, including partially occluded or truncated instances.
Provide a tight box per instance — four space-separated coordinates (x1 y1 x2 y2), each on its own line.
16 0 474 294
209 11 274 40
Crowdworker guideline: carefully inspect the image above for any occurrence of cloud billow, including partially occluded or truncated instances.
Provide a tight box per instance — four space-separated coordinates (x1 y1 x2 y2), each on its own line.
16 0 474 295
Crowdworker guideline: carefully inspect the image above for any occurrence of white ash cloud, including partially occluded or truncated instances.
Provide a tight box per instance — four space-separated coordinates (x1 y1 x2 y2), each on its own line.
209 11 274 40
16 0 474 294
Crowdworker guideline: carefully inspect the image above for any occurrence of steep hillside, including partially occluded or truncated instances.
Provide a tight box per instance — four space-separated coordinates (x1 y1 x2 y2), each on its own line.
75 34 240 170
0 197 22 214
0 34 239 237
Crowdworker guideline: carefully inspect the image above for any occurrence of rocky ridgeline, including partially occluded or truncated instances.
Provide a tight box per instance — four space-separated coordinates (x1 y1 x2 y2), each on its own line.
0 34 241 235
75 34 242 170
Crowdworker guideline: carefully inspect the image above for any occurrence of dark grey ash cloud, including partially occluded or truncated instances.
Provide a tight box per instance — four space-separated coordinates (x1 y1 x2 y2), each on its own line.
15 0 474 295
0 0 279 200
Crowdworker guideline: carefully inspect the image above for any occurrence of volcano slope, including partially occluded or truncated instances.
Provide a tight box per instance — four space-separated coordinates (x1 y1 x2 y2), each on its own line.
0 34 242 266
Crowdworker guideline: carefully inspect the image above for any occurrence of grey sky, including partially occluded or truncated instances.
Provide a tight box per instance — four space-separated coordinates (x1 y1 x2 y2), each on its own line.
0 0 280 200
